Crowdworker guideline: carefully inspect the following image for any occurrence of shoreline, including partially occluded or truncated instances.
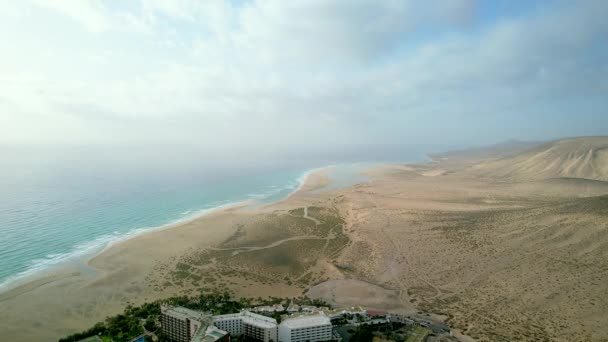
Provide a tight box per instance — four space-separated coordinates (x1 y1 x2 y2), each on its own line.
0 200 256 295
0 165 335 295
3 138 607 342
0 161 401 342
84 200 255 266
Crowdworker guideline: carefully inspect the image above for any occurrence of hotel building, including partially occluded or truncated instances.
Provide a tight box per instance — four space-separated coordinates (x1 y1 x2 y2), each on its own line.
213 311 278 342
278 313 332 342
191 325 230 342
160 306 213 342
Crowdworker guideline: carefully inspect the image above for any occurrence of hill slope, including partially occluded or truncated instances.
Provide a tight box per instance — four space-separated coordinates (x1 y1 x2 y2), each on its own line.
470 137 608 181
431 139 543 162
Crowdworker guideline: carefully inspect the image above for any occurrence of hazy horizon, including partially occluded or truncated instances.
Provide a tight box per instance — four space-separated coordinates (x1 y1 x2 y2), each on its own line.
1 0 607 152
2 2 608 340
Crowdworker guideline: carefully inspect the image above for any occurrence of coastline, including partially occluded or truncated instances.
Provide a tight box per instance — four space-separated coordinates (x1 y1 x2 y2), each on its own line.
84 200 255 266
293 165 334 194
0 162 412 342
84 165 334 265
0 165 339 341
3 139 607 342
0 166 334 295
0 200 257 295
86 165 335 270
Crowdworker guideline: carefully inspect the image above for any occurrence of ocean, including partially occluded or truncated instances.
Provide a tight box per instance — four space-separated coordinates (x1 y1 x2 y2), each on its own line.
0 144 428 290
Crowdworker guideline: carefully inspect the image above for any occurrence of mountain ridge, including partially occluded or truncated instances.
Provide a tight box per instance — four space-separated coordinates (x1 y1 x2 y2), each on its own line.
468 136 608 181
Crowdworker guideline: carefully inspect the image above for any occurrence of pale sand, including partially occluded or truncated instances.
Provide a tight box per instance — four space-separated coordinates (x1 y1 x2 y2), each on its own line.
0 211 245 341
329 159 608 341
306 279 402 310
0 168 333 342
2 141 608 342
296 166 333 193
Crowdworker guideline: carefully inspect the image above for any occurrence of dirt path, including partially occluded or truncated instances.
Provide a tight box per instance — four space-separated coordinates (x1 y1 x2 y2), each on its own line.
210 207 338 258
303 206 322 225
207 235 325 255
366 193 443 305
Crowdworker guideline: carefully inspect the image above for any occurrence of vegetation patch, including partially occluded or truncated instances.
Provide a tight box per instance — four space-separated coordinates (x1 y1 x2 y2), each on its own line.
59 293 330 342
152 205 350 294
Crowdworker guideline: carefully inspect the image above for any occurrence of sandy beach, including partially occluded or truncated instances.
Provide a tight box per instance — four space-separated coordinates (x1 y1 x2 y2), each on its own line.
2 138 608 342
0 167 336 341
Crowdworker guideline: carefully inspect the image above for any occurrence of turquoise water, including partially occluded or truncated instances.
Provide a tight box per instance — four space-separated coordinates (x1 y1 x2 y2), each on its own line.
0 165 308 288
323 163 375 190
0 145 427 289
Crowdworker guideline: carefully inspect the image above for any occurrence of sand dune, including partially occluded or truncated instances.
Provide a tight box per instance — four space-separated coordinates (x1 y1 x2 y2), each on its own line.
325 138 608 341
431 139 543 163
2 138 608 342
470 137 608 181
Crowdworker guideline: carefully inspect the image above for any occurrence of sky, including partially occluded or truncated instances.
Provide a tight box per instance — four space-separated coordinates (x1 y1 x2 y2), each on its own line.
0 0 607 152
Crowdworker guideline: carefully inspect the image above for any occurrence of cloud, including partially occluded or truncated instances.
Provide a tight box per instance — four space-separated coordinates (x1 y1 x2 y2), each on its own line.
31 0 112 32
29 0 150 33
0 0 606 147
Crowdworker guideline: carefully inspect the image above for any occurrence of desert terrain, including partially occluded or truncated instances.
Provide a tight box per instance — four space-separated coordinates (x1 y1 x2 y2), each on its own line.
323 137 608 341
1 137 607 342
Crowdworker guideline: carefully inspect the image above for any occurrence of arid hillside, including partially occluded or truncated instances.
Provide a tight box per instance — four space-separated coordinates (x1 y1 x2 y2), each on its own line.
2 137 607 342
468 137 608 181
312 137 608 341
431 139 543 163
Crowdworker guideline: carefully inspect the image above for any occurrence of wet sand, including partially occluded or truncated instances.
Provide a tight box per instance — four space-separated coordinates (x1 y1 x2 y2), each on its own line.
0 168 333 342
2 142 608 342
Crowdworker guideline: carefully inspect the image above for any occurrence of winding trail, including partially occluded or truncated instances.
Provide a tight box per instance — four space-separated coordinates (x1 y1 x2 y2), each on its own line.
208 206 336 256
365 192 443 308
303 206 322 225
207 235 326 255
364 193 519 337
201 205 341 286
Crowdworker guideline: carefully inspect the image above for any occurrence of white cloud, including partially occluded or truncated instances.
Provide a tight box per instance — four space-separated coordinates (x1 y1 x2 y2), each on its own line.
0 0 606 147
29 0 150 33
32 0 112 32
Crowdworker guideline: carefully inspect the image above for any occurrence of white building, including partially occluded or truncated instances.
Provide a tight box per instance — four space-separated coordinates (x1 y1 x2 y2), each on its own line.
300 305 319 313
286 304 300 314
253 304 285 313
213 311 278 342
160 305 212 342
278 313 332 342
388 313 415 325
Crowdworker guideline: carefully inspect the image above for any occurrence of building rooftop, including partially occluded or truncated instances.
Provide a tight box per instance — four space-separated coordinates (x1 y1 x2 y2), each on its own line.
213 312 245 320
214 311 277 329
253 304 284 312
206 327 228 338
162 306 211 323
366 310 388 317
195 326 229 342
242 311 277 328
320 309 346 317
280 313 331 329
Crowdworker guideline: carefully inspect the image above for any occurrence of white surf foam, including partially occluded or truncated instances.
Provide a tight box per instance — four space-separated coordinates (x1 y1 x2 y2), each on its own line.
0 166 329 292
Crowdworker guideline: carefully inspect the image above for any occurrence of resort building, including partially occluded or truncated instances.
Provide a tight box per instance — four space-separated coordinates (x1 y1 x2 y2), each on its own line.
213 311 278 342
366 310 388 318
336 306 365 316
300 305 321 313
388 313 415 325
286 304 300 314
161 306 213 342
278 313 332 342
191 325 230 342
252 304 285 313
